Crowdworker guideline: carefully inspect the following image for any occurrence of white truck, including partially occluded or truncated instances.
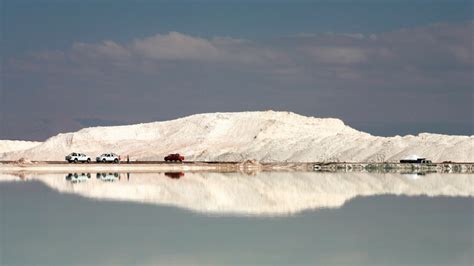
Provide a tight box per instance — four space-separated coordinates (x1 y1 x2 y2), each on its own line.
96 153 120 163
65 153 91 163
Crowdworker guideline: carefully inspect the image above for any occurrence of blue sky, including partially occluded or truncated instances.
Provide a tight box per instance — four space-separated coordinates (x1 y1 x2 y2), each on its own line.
1 0 473 140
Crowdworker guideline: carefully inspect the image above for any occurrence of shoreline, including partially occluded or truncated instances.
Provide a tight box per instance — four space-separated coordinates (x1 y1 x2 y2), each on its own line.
0 161 238 173
0 161 472 174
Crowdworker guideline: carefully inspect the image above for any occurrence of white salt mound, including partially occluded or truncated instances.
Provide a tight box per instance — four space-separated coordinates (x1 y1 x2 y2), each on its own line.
0 140 41 154
0 111 472 162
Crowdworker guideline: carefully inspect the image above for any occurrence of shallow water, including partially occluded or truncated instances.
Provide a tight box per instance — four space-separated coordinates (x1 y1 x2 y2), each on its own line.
1 172 473 266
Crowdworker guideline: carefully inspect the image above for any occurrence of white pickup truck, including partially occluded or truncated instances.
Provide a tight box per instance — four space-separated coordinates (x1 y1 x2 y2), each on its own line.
96 153 120 163
65 153 91 163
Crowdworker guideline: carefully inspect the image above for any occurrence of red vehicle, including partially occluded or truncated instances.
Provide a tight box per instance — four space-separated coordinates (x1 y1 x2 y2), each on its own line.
164 153 185 162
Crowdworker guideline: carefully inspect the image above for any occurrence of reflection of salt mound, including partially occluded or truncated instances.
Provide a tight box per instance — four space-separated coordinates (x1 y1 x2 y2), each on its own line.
2 172 472 216
238 159 263 175
402 173 423 180
0 173 24 182
403 154 422 160
1 111 472 162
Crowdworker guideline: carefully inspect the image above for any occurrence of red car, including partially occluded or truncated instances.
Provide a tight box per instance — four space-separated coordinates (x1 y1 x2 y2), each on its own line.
164 153 185 162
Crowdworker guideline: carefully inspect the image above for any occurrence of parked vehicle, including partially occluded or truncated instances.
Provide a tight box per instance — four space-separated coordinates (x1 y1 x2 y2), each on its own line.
164 153 184 162
65 153 91 163
96 153 120 163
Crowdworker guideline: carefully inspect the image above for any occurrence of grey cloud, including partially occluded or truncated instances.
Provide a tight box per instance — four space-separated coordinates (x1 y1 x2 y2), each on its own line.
15 21 473 67
131 32 222 61
289 22 473 81
71 32 279 65
15 21 472 82
304 47 369 64
72 41 132 61
63 32 273 65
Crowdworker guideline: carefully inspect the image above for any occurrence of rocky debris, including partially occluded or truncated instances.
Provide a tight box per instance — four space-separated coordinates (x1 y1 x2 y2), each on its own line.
16 158 33 165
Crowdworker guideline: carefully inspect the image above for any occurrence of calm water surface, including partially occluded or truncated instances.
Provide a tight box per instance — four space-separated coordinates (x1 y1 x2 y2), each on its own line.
1 172 472 266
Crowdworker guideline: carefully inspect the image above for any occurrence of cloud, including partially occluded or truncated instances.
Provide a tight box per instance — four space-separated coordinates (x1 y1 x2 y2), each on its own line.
6 21 473 92
131 32 221 61
72 41 131 60
296 21 472 69
284 21 473 89
304 47 369 64
12 21 472 80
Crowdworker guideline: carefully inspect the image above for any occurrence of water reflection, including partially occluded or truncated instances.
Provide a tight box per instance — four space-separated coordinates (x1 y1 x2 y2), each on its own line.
1 172 472 216
164 172 185 179
65 173 91 183
64 172 128 183
96 172 120 182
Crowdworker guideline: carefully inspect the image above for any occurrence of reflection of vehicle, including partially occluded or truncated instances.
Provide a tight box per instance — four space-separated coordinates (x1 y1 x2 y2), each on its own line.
96 172 120 182
164 153 184 162
65 173 91 183
400 156 432 164
96 153 120 163
65 153 91 163
164 172 185 179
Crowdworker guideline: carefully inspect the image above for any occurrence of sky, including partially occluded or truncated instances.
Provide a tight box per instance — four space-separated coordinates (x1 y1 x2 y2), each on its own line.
1 0 473 140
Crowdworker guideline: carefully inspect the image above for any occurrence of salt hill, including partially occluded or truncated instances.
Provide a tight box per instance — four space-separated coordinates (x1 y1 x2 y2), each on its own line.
0 111 472 162
0 140 41 154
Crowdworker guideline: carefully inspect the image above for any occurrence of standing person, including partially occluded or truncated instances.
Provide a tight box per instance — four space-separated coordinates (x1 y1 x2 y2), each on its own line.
127 155 130 163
